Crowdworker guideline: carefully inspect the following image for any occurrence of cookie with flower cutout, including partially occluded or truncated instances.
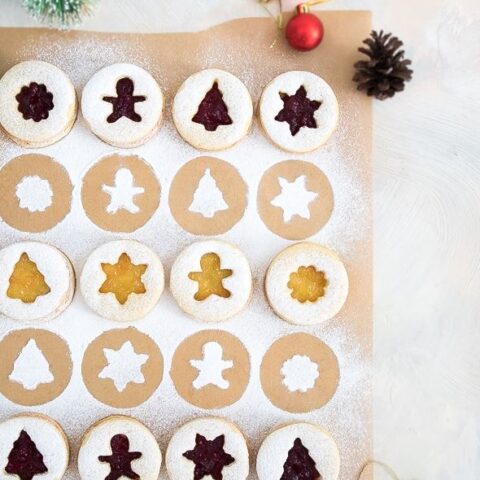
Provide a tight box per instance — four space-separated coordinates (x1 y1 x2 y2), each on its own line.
166 417 249 480
78 415 161 480
256 423 340 480
173 69 253 150
0 242 74 322
80 240 164 321
170 240 252 323
82 63 164 147
0 413 69 480
0 61 77 147
259 71 339 153
265 242 348 325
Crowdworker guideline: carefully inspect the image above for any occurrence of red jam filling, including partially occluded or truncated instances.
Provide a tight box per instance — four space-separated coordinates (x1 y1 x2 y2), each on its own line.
280 438 321 480
16 82 54 122
103 78 146 123
192 81 233 132
98 434 142 480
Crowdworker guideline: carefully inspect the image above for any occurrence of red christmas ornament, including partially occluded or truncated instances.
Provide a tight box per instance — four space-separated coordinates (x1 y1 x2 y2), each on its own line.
286 4 324 52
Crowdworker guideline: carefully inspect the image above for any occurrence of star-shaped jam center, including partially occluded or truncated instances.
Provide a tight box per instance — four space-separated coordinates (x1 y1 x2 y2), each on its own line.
288 266 328 303
183 434 235 480
16 82 54 122
103 77 146 123
274 86 321 136
98 434 142 480
188 252 232 301
99 253 147 305
192 81 233 132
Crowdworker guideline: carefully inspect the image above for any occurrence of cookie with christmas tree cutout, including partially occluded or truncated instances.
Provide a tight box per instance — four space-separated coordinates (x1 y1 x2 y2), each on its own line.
265 242 348 325
170 240 252 322
78 415 161 480
80 240 164 321
0 413 69 480
0 61 77 147
81 63 163 148
173 69 253 150
259 71 338 153
256 423 340 480
0 242 74 322
166 417 249 480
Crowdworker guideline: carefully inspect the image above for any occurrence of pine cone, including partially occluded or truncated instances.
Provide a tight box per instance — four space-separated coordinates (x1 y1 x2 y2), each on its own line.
353 30 413 100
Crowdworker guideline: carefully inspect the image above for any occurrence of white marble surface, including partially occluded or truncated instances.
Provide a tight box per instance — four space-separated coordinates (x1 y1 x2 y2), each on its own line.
0 0 479 478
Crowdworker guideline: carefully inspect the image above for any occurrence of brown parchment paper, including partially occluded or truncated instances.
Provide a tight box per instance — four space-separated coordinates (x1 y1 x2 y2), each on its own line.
0 11 372 480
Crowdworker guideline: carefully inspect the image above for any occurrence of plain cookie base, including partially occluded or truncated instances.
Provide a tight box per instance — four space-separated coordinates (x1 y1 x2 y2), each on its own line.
0 413 69 480
80 240 164 322
0 242 75 322
78 415 161 480
256 423 340 480
265 242 349 326
166 417 249 480
170 240 252 323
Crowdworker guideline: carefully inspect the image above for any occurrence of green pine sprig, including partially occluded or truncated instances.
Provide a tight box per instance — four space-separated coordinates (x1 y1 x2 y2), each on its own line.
23 0 95 26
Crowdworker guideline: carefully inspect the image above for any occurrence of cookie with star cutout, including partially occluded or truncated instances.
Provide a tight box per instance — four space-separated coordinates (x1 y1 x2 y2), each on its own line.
166 417 249 480
170 240 252 323
80 240 164 322
81 63 164 148
173 69 253 150
265 242 349 326
259 71 339 153
0 61 77 147
0 241 74 322
78 415 161 480
0 413 69 480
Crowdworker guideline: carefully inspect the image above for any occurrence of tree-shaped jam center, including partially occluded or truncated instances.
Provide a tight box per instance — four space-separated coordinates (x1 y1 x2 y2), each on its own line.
287 266 327 303
99 252 147 305
274 86 321 136
98 434 142 480
281 438 321 480
188 252 232 301
192 81 233 132
183 433 235 480
16 82 54 122
7 253 51 303
5 430 48 480
103 78 146 123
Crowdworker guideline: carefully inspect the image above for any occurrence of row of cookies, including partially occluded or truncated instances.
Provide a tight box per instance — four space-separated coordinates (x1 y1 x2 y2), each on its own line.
0 413 340 480
0 239 349 325
0 61 338 152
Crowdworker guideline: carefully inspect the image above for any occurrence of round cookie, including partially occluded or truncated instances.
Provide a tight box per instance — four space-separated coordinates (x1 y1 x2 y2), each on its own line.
79 415 161 480
265 242 348 325
259 71 338 153
166 417 249 480
0 61 77 147
0 242 74 322
0 413 69 480
170 240 252 322
173 69 253 150
256 423 340 480
80 240 164 322
82 63 163 148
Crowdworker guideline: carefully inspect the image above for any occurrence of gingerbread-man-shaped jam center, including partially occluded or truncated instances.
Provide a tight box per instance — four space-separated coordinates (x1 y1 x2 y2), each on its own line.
98 434 142 480
287 266 328 303
192 81 233 132
281 438 321 480
275 86 321 136
103 78 146 123
16 82 54 122
188 252 232 301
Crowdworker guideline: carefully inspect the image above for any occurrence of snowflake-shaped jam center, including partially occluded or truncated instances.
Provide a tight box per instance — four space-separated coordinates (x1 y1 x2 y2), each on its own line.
288 266 328 303
16 82 54 122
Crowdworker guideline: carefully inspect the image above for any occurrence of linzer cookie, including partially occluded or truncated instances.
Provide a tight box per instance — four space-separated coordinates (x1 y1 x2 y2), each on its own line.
166 417 249 480
170 240 252 323
172 69 253 150
256 423 340 480
0 242 74 322
0 413 69 480
265 242 349 325
80 240 164 322
0 61 77 147
81 63 163 147
259 71 338 153
78 416 161 480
